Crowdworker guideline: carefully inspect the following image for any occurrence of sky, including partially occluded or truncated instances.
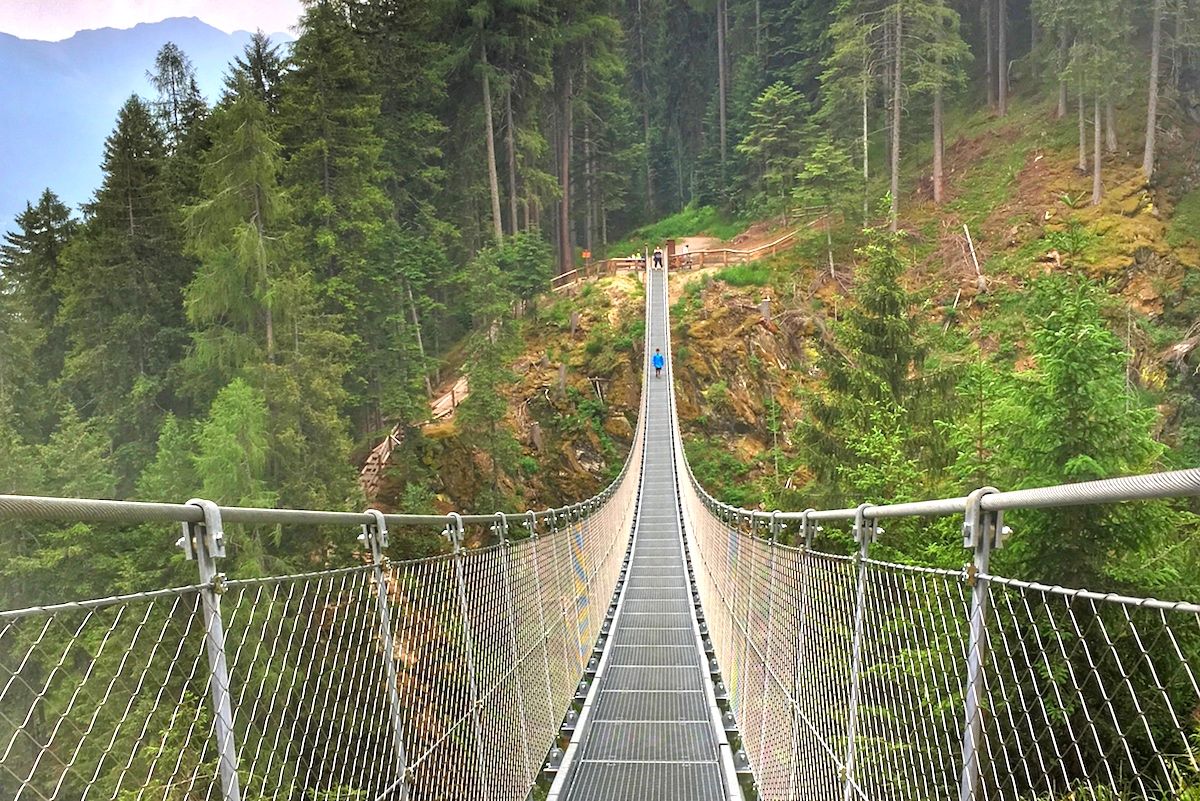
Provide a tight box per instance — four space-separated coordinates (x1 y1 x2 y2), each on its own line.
0 0 304 41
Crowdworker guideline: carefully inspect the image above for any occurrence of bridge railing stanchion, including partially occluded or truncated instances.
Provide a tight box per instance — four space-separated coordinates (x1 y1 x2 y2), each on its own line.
789 508 819 797
445 512 493 800
180 498 243 801
493 512 534 785
959 488 1006 801
758 512 783 779
842 503 878 801
360 509 411 798
525 511 556 732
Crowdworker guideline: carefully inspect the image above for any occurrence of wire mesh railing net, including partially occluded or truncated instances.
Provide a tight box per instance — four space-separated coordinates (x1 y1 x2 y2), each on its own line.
679 477 1200 801
0 429 641 801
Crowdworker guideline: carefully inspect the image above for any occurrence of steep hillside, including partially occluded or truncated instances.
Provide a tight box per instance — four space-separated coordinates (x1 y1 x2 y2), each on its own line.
374 275 646 516
668 91 1200 512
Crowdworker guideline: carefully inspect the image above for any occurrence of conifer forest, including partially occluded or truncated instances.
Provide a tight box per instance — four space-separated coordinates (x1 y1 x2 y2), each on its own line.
2 0 1200 598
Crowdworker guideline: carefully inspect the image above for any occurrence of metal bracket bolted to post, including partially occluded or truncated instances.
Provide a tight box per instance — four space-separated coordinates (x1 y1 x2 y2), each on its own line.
360 508 410 799
959 487 1006 801
180 498 242 801
800 508 819 551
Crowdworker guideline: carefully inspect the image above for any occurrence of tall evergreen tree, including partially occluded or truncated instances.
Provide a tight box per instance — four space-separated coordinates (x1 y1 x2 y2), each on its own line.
56 96 193 483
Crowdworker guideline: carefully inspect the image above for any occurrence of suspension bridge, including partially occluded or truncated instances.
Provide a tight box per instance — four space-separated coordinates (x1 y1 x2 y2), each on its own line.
3 263 1200 801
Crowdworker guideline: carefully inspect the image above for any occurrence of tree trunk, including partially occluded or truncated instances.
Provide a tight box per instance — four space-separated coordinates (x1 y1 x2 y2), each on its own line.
1078 91 1088 172
584 116 594 254
1105 100 1118 153
1144 0 1163 180
985 0 996 109
481 41 503 244
637 0 653 204
826 220 835 277
1092 96 1103 205
1030 12 1039 81
558 74 573 273
755 0 762 61
862 71 870 223
884 14 894 170
505 84 519 236
1056 32 1068 118
890 7 903 231
933 84 945 204
998 0 1008 116
717 0 728 174
1174 0 1187 90
406 280 434 399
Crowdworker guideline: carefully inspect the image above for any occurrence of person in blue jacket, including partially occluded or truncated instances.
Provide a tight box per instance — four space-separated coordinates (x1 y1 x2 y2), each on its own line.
652 348 665 378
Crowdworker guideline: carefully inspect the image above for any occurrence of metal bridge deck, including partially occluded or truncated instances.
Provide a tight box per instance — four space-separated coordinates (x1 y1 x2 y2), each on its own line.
556 267 729 800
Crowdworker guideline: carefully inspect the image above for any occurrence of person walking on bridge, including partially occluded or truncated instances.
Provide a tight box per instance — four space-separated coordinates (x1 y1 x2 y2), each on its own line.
652 246 663 270
653 348 665 378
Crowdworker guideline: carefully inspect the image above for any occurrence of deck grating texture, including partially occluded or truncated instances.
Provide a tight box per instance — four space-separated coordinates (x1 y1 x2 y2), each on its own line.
559 267 726 801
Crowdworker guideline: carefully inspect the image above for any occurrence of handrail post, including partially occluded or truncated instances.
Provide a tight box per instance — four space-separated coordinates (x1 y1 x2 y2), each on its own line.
445 512 493 799
360 509 410 798
494 512 534 784
180 499 242 801
842 503 878 801
756 511 783 763
790 507 817 798
959 488 1006 801
526 510 557 723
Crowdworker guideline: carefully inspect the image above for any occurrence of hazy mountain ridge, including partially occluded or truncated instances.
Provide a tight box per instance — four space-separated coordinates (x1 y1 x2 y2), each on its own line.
0 17 291 229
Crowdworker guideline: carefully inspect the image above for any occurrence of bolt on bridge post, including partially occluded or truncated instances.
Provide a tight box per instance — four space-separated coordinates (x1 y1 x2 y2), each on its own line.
959 488 1006 801
179 499 242 801
360 509 410 799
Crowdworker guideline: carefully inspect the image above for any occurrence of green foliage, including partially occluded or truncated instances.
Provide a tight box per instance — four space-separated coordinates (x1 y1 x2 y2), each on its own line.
736 82 808 218
952 276 1169 588
714 264 772 287
801 224 948 508
1168 189 1200 251
194 378 275 509
605 204 747 259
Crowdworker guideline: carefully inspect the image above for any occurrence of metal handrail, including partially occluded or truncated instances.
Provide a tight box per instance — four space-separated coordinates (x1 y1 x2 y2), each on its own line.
684 469 1200 525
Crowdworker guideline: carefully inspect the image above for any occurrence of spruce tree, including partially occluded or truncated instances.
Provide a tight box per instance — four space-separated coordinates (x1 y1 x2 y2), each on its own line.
184 83 288 385
56 96 193 484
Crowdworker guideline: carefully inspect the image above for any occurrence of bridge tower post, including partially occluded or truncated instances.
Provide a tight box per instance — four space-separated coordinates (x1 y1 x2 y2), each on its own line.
180 499 242 801
959 488 1006 801
841 503 878 801
361 509 410 799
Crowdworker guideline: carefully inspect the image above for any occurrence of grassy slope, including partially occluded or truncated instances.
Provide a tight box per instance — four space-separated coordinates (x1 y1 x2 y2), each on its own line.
671 87 1200 511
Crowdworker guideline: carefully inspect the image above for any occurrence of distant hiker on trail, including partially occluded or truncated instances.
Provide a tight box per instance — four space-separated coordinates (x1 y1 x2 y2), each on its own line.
653 348 665 378
653 247 663 270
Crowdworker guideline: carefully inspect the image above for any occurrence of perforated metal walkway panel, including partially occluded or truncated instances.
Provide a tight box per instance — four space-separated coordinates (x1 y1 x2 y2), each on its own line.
557 267 729 801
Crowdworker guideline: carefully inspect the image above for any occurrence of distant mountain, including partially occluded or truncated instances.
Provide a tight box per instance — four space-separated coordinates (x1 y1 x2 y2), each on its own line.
0 17 291 231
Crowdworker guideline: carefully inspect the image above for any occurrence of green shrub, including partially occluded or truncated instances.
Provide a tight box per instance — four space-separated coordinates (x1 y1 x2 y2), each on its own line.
715 264 772 287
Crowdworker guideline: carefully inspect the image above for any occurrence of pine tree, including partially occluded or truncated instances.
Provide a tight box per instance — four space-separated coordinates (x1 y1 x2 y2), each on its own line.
802 223 932 507
1 189 76 330
184 83 288 385
56 96 193 484
794 137 860 274
736 81 808 221
280 0 399 432
223 30 286 115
